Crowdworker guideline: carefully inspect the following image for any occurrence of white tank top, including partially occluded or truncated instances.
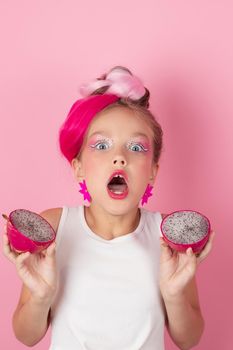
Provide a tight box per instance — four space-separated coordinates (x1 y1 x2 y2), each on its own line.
49 205 165 350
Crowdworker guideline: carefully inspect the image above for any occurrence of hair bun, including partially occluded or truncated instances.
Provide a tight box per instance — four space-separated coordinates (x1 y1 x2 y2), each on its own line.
105 67 146 100
79 78 109 97
79 66 148 106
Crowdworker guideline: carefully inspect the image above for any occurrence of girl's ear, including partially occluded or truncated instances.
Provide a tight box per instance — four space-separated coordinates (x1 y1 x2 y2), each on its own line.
71 158 85 182
150 163 159 184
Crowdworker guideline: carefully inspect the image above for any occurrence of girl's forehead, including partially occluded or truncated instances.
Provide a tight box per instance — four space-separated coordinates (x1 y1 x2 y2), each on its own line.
86 106 153 139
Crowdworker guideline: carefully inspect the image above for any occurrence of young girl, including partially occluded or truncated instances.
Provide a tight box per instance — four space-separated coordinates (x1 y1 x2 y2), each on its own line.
3 66 214 350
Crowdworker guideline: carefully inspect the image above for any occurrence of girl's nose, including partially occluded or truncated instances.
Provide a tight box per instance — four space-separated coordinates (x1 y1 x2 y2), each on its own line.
113 156 127 166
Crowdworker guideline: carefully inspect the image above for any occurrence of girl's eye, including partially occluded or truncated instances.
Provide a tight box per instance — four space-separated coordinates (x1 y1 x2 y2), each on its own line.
96 142 108 150
91 141 110 150
128 143 148 152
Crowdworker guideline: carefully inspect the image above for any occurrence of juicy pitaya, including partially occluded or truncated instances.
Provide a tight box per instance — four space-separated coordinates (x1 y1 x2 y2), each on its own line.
161 210 211 253
2 209 56 253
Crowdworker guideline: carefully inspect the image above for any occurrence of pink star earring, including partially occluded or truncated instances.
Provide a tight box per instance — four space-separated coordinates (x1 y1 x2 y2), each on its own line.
79 180 91 202
141 184 153 206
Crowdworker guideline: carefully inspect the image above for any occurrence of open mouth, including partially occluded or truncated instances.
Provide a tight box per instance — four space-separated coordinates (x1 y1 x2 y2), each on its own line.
107 172 129 199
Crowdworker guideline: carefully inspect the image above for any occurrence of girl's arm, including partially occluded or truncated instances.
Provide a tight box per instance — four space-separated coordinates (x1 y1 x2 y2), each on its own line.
163 276 204 350
3 208 61 346
12 283 53 346
159 229 215 350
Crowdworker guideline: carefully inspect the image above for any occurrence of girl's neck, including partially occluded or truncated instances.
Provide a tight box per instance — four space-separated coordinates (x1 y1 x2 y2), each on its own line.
84 204 141 240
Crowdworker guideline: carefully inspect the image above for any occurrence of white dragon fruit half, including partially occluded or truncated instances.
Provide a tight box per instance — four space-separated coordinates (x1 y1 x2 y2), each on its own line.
161 210 211 253
3 209 56 253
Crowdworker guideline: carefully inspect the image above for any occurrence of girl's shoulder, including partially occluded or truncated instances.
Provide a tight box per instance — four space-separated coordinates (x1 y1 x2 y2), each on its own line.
145 209 168 221
38 208 168 234
39 207 63 235
147 210 167 220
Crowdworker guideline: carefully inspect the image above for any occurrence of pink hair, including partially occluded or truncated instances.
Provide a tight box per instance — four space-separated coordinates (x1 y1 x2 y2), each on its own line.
59 94 120 164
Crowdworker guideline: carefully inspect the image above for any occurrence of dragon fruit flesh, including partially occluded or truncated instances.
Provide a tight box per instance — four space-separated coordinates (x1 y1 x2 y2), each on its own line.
160 210 211 253
3 209 56 253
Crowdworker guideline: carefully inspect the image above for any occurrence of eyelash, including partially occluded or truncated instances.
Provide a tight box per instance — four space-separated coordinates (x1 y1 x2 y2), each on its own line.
90 139 148 152
90 138 113 151
126 141 148 152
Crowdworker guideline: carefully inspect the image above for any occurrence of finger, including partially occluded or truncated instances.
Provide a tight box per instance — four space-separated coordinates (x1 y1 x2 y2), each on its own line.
173 247 197 284
197 231 215 264
2 233 19 263
185 247 198 272
160 237 174 262
200 231 215 257
15 251 31 270
2 231 7 243
46 241 56 258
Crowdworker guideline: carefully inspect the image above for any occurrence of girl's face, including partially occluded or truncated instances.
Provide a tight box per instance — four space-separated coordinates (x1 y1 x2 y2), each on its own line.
72 106 159 215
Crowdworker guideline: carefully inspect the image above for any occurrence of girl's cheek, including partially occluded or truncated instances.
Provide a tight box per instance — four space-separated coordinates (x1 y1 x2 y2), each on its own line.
134 152 154 174
82 151 103 174
129 149 153 163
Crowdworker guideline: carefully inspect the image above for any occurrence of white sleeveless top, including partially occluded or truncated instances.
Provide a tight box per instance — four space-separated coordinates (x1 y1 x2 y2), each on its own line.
49 205 165 350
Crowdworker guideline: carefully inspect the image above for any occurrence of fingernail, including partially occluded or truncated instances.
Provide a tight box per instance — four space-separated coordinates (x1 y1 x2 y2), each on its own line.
187 247 193 255
2 214 9 221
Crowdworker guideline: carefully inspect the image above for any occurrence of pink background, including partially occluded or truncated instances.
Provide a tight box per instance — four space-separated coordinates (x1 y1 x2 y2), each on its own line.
0 1 232 349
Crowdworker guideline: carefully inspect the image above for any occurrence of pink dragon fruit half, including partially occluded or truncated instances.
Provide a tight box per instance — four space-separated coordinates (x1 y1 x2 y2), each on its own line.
2 209 56 253
160 210 211 253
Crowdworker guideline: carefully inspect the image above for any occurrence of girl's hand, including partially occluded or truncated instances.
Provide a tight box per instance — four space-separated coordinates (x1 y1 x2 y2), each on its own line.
159 230 215 299
2 223 58 303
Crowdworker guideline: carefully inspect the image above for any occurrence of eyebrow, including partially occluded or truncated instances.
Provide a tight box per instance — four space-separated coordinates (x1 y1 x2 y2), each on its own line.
88 131 150 140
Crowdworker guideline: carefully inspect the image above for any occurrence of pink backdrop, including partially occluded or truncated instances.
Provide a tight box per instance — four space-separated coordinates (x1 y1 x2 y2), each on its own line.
0 1 232 349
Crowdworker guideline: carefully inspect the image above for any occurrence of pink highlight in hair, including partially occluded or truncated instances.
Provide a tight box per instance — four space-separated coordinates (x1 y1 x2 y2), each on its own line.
59 94 120 163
